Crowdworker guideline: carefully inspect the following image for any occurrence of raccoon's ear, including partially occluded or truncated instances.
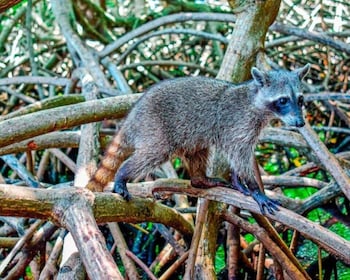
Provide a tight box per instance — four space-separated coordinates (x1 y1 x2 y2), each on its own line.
251 67 268 87
295 63 310 80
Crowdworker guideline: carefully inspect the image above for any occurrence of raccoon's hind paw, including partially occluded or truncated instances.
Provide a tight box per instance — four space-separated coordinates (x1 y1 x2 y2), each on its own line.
113 181 132 201
251 190 280 215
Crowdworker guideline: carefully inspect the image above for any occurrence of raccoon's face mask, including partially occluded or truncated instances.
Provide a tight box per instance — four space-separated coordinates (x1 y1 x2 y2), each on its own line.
251 64 310 127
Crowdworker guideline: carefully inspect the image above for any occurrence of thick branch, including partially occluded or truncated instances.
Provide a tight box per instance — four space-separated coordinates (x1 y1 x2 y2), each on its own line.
0 132 81 156
52 188 122 280
149 180 350 265
0 95 85 121
217 1 280 82
0 94 140 148
0 181 348 263
0 184 193 237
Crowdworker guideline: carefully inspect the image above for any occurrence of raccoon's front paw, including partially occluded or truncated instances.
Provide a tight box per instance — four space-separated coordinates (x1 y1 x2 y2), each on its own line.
251 190 280 215
113 182 132 201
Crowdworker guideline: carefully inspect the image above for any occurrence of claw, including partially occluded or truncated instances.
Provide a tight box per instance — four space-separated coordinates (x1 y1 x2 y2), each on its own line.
251 190 280 215
113 181 132 201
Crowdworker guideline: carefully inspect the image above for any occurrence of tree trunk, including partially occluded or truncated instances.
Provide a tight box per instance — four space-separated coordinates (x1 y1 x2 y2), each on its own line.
193 1 281 279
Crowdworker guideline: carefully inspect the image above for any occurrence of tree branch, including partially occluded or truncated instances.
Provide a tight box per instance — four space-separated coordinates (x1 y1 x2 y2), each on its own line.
0 94 140 148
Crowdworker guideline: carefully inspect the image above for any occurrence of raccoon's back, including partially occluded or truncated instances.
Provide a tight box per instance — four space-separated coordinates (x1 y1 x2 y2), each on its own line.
123 77 232 149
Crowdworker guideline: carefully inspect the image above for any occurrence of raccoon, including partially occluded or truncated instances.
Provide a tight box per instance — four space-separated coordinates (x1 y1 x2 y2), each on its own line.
87 64 310 214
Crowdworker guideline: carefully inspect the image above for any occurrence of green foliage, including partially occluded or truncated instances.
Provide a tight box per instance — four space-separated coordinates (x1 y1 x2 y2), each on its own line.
25 266 34 280
173 158 182 170
244 233 255 243
258 143 307 174
215 245 226 272
318 130 326 142
295 239 319 265
283 187 317 200
330 222 350 240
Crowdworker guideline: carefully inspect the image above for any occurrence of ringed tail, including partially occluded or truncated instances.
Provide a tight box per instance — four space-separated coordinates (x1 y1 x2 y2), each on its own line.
86 132 128 192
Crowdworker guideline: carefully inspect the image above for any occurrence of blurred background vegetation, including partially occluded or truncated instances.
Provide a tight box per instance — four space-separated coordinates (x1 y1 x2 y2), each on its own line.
0 0 350 279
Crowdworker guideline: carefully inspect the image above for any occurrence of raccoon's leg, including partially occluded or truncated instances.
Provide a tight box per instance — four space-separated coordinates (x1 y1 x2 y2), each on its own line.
113 150 169 200
244 177 280 215
186 149 229 188
113 159 133 200
230 171 250 196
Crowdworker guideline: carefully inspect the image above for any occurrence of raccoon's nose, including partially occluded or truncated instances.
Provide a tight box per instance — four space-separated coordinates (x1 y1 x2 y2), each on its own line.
295 120 305 127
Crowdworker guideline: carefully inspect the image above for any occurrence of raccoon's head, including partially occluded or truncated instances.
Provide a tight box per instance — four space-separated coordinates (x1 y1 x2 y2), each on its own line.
251 64 310 127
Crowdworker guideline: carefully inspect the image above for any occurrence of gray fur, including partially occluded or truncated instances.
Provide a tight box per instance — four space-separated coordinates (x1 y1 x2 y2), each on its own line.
93 65 310 214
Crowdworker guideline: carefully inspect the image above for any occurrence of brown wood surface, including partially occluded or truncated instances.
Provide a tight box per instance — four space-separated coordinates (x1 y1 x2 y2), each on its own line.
0 0 23 13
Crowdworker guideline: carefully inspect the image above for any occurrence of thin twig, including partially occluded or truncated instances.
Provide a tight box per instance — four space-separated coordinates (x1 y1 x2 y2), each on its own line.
125 250 158 280
0 220 44 276
298 122 350 201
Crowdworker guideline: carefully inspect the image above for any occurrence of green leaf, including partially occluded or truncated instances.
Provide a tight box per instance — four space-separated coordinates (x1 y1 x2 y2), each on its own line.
215 245 226 272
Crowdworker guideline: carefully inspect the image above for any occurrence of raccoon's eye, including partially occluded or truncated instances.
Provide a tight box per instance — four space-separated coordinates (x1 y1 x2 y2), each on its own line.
277 97 289 106
298 96 304 106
